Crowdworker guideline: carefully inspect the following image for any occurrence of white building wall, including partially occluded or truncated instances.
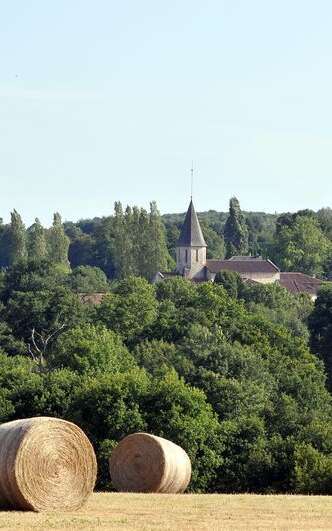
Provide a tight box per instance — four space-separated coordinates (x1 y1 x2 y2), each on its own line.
176 246 207 279
208 271 280 284
241 272 280 284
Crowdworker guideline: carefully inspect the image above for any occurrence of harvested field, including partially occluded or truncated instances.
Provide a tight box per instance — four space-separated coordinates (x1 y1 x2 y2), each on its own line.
0 493 332 530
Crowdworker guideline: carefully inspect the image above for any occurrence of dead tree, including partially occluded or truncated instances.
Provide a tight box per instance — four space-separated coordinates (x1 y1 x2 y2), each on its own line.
28 324 66 372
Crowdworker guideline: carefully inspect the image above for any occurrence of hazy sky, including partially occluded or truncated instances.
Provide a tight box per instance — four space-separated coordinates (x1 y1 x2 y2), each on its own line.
1 1 332 225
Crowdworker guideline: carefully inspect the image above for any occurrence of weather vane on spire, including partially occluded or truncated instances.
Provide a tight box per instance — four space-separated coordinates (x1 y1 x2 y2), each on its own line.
190 161 194 199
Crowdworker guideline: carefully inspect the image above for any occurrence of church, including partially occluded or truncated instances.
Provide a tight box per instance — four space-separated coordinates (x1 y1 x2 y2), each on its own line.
154 199 324 300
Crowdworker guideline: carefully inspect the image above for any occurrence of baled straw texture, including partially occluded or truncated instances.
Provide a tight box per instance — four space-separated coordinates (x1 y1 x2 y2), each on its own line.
0 417 97 512
109 432 191 493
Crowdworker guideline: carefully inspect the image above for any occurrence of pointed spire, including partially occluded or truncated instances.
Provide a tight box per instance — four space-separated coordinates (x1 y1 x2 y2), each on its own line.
177 200 207 247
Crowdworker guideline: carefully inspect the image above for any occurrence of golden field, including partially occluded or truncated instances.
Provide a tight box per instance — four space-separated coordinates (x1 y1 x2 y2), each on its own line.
0 492 332 530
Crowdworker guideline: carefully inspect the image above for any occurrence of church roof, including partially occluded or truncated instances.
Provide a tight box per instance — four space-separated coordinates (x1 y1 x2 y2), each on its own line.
177 199 207 247
229 255 263 261
206 258 279 274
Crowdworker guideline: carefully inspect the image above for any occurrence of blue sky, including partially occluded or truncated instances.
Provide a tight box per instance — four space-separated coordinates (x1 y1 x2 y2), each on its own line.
1 0 331 225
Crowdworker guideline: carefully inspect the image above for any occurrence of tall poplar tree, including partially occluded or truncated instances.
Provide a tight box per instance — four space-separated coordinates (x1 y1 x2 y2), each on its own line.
224 197 249 258
111 201 173 279
0 221 11 267
123 205 136 277
137 208 150 278
146 201 169 279
9 210 27 264
48 212 70 267
112 202 127 278
28 218 47 260
131 206 142 275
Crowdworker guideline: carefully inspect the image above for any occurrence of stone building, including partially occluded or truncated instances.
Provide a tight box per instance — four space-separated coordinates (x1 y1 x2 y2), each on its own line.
154 199 325 299
175 199 207 280
205 257 280 283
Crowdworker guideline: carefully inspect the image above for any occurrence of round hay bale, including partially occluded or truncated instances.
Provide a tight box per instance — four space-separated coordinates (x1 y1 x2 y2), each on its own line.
109 432 191 493
0 417 97 512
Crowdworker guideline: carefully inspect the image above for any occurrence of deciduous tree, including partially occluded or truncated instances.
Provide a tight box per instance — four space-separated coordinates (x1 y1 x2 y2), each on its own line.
48 213 70 268
9 210 27 264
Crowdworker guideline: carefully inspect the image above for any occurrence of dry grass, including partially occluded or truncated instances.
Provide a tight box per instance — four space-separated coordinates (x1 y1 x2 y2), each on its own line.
0 492 332 530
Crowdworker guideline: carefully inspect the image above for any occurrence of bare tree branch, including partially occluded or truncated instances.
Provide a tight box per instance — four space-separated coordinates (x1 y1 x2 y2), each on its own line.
27 323 67 372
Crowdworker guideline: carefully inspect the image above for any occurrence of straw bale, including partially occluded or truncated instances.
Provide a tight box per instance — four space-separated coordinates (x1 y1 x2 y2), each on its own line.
0 417 97 511
109 432 191 493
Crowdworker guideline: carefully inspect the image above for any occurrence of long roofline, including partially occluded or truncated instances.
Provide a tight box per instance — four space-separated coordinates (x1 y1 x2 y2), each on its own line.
176 199 207 247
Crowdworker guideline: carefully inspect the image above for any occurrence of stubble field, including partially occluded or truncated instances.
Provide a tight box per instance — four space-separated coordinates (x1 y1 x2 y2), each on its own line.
0 492 332 530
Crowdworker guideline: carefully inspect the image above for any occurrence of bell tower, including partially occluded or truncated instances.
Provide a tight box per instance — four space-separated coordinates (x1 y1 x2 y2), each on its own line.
176 199 207 279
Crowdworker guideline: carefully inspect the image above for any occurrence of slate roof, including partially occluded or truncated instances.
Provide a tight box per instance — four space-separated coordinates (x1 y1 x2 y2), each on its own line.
279 272 323 296
206 258 280 274
177 200 207 247
229 255 263 261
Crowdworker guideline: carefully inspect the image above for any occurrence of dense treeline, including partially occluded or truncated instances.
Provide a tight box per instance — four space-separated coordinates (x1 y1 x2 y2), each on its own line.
1 198 331 280
0 199 331 492
0 211 69 269
0 254 332 493
0 203 172 280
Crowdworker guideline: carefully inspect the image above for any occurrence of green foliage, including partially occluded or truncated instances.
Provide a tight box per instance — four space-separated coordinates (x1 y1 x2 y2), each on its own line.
146 201 170 279
164 222 180 260
111 202 171 280
0 258 67 299
0 221 10 267
0 388 14 421
49 324 136 374
0 320 26 356
1 200 331 282
224 197 249 258
96 276 158 342
4 286 84 343
68 266 109 293
68 368 222 491
0 352 43 419
200 222 225 259
48 212 70 268
133 339 191 377
143 369 222 491
27 218 47 260
309 285 332 389
214 270 245 298
68 368 150 489
0 259 84 348
293 443 332 494
274 215 331 277
317 207 332 241
240 282 313 341
0 202 332 496
9 210 27 263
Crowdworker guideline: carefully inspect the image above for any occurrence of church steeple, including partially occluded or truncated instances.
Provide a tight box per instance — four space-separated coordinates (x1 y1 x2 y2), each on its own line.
176 200 207 278
177 199 207 247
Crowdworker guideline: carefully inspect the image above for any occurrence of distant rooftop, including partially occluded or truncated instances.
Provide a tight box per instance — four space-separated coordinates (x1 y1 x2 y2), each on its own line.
279 272 323 296
206 258 280 274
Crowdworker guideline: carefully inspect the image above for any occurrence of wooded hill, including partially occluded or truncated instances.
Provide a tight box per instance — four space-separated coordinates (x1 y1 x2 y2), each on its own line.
0 198 332 494
0 199 331 280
